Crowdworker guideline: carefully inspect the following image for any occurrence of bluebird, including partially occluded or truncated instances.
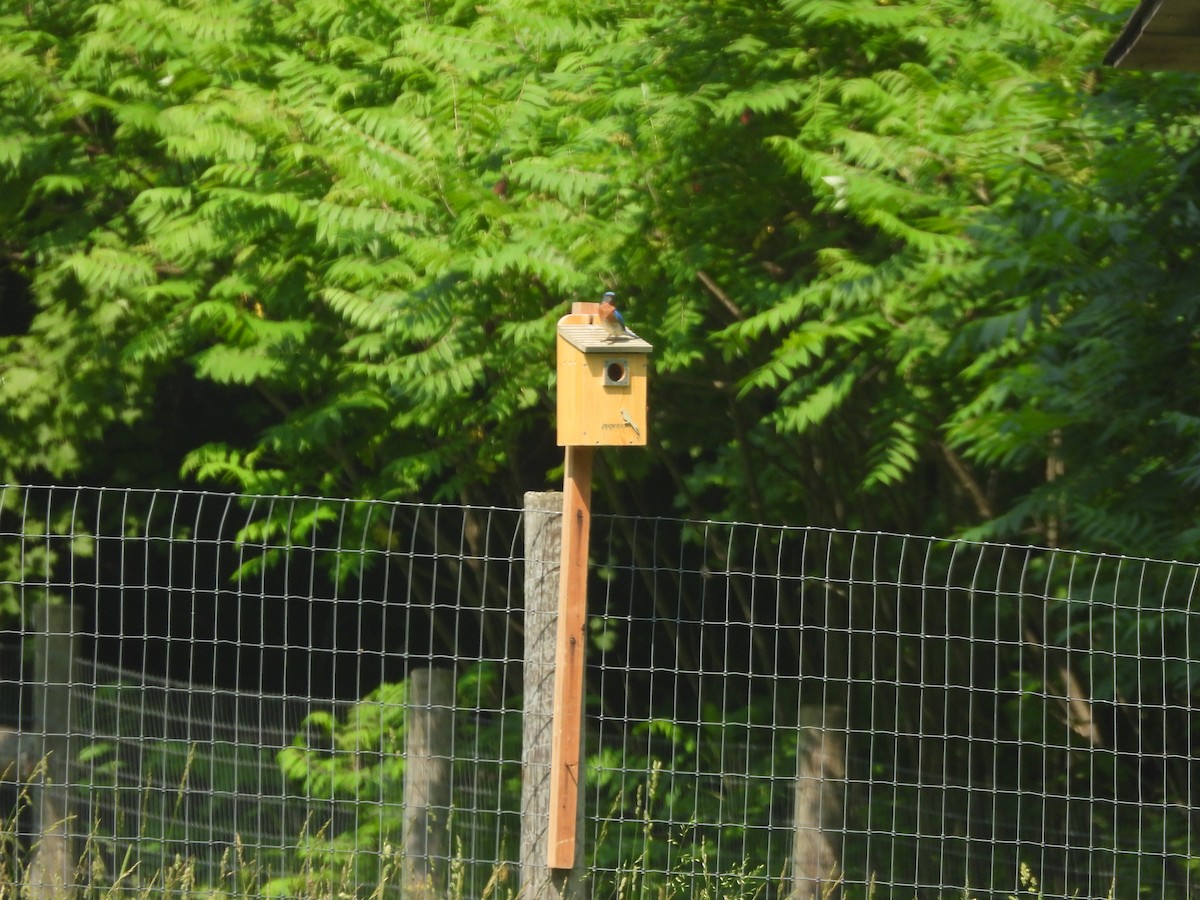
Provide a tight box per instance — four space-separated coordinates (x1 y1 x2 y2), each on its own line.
598 291 633 341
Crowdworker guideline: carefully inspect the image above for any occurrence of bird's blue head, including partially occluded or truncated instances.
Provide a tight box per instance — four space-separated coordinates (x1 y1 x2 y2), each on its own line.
602 291 616 303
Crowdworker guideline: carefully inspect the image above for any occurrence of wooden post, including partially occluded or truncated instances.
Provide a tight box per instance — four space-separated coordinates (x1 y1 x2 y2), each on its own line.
520 491 583 898
26 601 80 900
547 446 592 870
403 666 455 898
791 705 846 900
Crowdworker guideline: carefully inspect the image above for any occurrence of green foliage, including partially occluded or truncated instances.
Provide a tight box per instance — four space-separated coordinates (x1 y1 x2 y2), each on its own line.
272 664 521 896
0 485 92 621
588 703 793 898
76 684 293 891
277 681 408 806
945 67 1200 558
4 0 1195 564
271 669 792 899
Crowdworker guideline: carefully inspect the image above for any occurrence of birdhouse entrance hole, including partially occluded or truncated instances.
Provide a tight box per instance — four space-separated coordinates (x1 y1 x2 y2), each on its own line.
603 359 629 387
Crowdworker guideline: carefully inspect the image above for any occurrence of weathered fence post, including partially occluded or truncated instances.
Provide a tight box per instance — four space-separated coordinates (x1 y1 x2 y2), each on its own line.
403 665 455 898
791 705 847 900
520 491 584 899
26 600 81 900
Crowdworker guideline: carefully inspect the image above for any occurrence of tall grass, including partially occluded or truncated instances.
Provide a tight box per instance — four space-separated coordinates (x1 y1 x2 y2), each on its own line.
2 754 1116 900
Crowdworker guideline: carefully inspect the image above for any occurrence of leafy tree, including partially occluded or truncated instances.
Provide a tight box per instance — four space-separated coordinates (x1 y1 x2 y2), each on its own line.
0 0 1149 540
947 67 1200 559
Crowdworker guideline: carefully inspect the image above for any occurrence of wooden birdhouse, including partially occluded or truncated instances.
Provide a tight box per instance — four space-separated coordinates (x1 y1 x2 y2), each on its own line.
556 303 653 447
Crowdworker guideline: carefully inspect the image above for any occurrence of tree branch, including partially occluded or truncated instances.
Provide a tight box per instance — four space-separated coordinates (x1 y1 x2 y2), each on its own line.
696 269 745 321
937 441 994 520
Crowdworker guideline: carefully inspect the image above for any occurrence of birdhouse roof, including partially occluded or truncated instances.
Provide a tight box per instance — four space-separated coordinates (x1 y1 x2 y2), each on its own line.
557 322 653 354
1106 0 1200 70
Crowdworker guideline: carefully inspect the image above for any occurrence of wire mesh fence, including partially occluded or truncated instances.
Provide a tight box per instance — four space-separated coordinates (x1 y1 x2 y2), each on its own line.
1 483 1198 899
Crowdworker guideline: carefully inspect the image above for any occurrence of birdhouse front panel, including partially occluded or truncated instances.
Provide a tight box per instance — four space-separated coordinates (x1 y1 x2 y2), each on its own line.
556 312 652 447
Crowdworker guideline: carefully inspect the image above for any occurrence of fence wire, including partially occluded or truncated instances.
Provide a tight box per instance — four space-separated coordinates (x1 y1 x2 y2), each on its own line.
1 483 1198 899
